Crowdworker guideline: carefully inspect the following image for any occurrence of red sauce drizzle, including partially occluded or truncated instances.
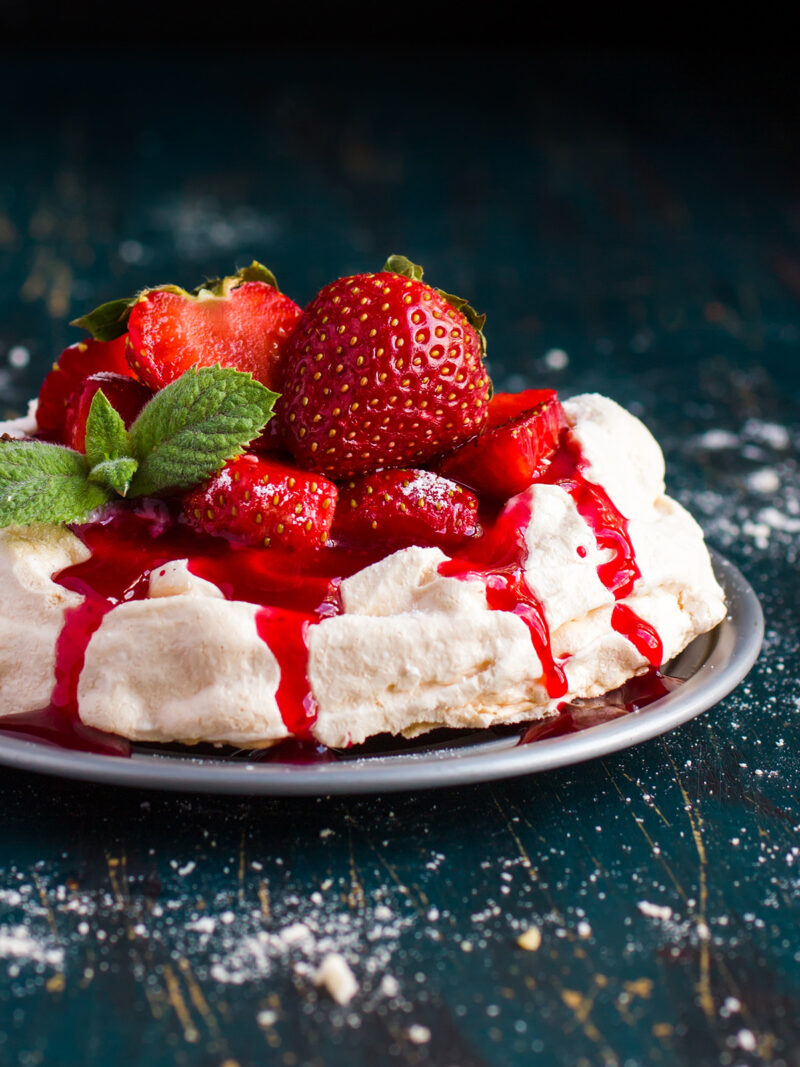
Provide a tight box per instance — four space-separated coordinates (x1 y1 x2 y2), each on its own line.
439 495 568 698
545 434 642 599
520 669 681 743
0 510 387 753
611 604 663 667
254 610 318 737
541 431 662 665
2 420 664 755
439 427 663 698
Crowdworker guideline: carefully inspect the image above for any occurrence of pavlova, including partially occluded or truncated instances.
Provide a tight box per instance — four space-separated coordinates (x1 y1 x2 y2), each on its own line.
0 256 725 753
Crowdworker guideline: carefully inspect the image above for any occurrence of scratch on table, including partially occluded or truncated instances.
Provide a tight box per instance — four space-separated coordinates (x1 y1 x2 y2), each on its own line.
162 962 200 1044
258 879 271 922
665 748 714 1021
618 769 673 828
601 763 687 903
106 852 166 1023
238 829 247 906
489 788 539 881
358 833 428 918
32 872 66 993
178 957 223 1042
559 985 621 1065
345 816 366 912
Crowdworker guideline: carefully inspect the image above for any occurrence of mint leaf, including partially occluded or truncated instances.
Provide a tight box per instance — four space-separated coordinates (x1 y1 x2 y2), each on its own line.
84 389 132 469
0 441 111 526
128 366 278 498
88 457 139 497
382 255 424 281
70 297 136 342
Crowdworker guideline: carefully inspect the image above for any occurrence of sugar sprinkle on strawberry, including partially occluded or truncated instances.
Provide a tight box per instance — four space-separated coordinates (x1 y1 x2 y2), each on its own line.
182 454 338 550
332 468 480 549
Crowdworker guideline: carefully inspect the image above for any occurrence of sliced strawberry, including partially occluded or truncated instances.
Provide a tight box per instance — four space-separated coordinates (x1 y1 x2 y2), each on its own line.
36 335 135 442
65 372 154 452
438 393 566 500
127 281 302 392
485 389 558 429
280 259 492 476
332 468 480 549
182 454 338 550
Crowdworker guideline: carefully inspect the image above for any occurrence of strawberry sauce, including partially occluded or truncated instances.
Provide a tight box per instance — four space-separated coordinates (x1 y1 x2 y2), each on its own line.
2 425 664 757
520 669 681 743
439 493 569 698
440 425 663 696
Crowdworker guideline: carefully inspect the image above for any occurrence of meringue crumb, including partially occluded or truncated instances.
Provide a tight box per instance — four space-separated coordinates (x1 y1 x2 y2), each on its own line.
406 1024 432 1045
313 952 358 1004
516 926 542 951
637 901 673 922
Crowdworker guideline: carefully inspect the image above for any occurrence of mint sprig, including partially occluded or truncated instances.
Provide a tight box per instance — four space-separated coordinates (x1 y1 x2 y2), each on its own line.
0 366 278 528
128 366 277 498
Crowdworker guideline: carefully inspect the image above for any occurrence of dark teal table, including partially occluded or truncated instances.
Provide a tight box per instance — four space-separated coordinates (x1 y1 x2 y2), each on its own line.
1 49 798 1067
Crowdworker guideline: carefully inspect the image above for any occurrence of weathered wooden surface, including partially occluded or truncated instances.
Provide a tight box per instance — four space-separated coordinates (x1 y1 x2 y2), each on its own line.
1 50 798 1066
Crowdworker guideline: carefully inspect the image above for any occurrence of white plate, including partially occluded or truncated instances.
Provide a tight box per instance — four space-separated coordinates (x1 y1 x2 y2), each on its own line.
0 551 763 794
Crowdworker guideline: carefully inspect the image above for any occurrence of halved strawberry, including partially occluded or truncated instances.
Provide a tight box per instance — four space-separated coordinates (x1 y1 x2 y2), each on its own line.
438 392 566 500
485 389 558 429
65 372 154 452
36 336 135 442
182 454 338 550
332 468 480 549
127 281 302 392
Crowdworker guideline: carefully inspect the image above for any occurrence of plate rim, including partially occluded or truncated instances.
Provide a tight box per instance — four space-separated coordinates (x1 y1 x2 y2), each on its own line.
0 550 764 795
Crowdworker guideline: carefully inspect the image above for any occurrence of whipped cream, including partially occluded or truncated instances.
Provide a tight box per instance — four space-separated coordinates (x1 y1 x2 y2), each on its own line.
0 394 727 748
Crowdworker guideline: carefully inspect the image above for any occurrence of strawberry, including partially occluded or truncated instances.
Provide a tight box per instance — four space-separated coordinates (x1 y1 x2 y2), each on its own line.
65 372 154 453
332 468 480 549
36 335 136 441
484 388 559 430
280 256 492 476
182 454 338 550
126 278 302 392
438 391 566 500
248 413 288 456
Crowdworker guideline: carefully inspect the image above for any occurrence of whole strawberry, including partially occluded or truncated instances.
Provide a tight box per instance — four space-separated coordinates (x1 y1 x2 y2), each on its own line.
182 454 338 550
280 256 492 476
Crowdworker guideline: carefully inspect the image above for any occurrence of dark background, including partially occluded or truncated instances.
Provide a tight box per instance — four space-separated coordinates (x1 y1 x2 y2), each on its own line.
1 35 799 1067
